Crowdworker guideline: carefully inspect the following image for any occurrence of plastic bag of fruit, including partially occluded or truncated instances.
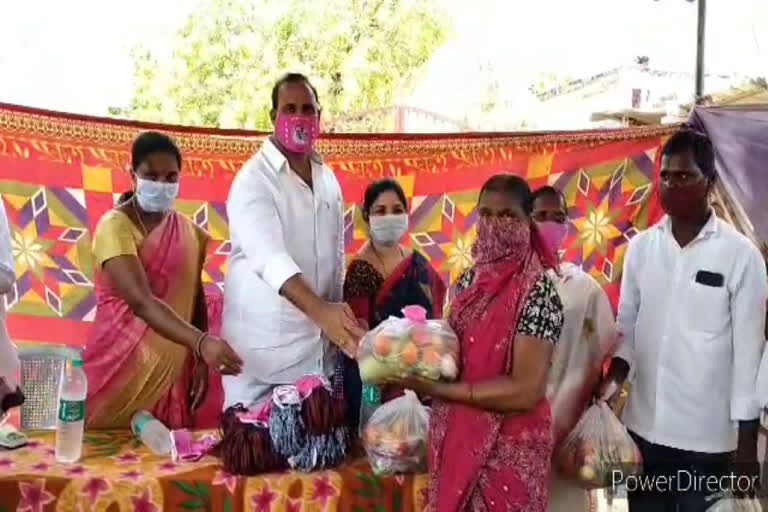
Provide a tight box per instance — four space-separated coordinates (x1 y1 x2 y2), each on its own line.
705 492 762 512
554 400 642 489
357 305 459 384
362 389 429 474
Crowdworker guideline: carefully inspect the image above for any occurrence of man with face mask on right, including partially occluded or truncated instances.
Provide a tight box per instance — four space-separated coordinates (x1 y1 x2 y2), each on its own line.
599 130 767 511
531 186 618 512
222 73 365 410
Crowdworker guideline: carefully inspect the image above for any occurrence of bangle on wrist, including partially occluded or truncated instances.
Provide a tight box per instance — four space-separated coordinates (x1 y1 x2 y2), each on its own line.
195 332 207 358
468 383 474 403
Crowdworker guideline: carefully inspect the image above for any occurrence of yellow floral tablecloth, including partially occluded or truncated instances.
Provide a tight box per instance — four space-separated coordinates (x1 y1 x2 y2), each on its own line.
0 431 429 512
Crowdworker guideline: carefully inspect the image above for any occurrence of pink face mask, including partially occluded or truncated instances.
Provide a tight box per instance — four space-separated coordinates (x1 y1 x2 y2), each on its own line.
536 220 569 252
275 113 319 154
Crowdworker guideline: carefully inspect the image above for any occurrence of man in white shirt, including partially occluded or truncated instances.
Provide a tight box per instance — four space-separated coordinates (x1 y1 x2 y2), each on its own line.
601 130 767 511
222 73 364 409
531 186 619 512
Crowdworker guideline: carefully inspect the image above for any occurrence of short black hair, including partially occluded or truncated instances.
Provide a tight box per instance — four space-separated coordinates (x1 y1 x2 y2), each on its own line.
131 131 182 171
661 129 716 179
479 174 533 215
363 178 407 217
271 73 320 111
531 186 567 211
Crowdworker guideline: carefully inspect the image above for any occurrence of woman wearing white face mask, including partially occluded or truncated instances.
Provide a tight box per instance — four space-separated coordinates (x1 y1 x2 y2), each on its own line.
340 178 446 432
83 131 242 430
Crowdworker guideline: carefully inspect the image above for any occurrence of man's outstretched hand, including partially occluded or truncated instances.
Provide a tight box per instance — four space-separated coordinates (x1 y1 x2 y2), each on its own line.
317 302 366 358
279 275 366 358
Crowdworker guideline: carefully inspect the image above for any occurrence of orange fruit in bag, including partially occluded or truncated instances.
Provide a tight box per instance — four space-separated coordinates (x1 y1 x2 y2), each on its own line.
401 343 419 365
422 348 441 366
374 335 394 357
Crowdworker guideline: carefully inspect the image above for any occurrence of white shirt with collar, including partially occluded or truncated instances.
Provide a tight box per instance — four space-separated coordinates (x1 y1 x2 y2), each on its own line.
221 138 344 409
615 211 767 453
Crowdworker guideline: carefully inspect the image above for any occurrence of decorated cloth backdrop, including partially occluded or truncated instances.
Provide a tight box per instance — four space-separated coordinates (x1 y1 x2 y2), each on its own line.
0 103 677 350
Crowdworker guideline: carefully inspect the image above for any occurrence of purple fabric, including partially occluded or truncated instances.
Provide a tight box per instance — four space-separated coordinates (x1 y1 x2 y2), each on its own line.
689 105 768 241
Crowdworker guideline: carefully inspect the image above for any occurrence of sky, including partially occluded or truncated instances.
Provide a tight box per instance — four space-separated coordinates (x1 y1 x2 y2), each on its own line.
0 0 766 119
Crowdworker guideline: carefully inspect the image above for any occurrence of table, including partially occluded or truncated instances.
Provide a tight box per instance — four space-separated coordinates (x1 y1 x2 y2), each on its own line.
0 431 429 511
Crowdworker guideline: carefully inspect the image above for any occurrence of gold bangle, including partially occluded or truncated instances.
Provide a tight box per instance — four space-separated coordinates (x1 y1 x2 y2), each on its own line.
468 383 474 402
195 332 207 358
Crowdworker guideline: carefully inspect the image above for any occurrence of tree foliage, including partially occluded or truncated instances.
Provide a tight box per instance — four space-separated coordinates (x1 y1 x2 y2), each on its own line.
111 0 450 131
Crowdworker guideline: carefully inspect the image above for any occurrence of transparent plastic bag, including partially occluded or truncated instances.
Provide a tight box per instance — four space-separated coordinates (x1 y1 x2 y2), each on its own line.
706 492 763 512
357 305 459 384
362 390 429 475
555 401 642 489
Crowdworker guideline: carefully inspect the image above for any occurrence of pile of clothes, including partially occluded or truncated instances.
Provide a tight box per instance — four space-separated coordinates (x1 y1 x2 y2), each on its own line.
217 375 348 475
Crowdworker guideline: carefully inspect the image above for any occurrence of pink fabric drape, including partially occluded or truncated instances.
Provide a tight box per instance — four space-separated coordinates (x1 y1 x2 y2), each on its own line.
84 212 203 429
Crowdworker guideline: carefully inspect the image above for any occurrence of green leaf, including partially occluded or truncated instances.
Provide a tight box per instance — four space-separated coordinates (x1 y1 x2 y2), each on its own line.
357 472 375 486
223 496 232 512
117 0 450 131
355 488 375 498
393 487 402 512
370 473 382 491
195 482 210 497
181 499 204 510
173 480 201 497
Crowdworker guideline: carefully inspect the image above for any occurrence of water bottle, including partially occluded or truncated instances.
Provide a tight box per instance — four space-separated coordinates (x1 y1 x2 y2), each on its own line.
131 410 172 455
359 383 381 434
55 358 87 463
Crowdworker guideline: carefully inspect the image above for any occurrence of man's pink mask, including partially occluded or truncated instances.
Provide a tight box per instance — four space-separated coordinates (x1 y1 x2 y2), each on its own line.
275 113 319 155
536 220 569 253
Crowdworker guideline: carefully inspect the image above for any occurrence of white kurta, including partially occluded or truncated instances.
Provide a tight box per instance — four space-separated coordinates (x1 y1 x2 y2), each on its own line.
221 139 344 409
547 262 617 512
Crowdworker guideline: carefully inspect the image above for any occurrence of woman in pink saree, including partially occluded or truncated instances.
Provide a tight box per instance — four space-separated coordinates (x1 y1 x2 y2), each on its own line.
83 131 242 430
391 175 564 511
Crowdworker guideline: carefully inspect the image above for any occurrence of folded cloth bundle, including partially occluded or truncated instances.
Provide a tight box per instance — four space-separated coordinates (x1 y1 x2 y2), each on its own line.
170 429 218 463
217 403 287 476
281 375 348 472
218 374 348 475
268 385 305 456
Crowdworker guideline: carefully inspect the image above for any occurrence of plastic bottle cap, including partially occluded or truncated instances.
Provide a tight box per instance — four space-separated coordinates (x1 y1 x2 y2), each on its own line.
71 359 83 368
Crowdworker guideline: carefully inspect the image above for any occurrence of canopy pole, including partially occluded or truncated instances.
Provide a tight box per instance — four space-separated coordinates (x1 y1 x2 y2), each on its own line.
695 0 707 103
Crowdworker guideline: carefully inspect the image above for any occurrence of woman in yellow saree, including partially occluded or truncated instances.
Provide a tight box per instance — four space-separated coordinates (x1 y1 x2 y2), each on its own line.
83 131 242 429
